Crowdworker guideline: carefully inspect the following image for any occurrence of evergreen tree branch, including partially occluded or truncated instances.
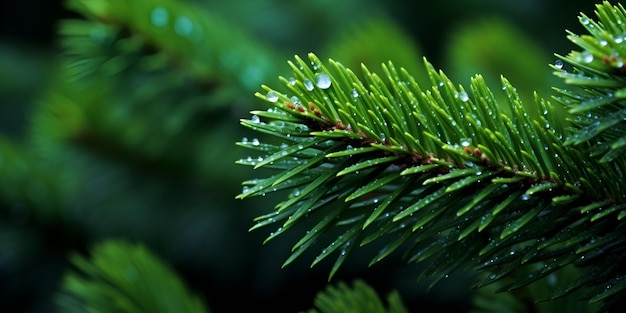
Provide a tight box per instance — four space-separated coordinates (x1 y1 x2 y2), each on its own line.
303 279 409 313
554 1 626 163
64 0 285 90
56 240 210 313
237 2 626 311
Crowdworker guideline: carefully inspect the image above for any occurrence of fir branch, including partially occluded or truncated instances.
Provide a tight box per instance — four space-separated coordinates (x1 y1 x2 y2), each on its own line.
303 279 409 313
554 1 626 163
56 240 209 313
237 2 626 311
64 0 285 90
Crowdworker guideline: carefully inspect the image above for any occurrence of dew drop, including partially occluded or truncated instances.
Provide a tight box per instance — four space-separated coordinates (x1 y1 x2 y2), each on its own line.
292 189 301 197
303 79 314 91
581 51 594 63
174 16 193 36
251 115 260 123
458 91 469 102
241 137 249 144
461 138 472 147
288 77 296 85
266 90 279 102
242 186 250 193
351 88 359 98
554 59 563 69
290 96 301 105
251 138 260 146
521 193 531 201
315 73 332 89
151 7 169 27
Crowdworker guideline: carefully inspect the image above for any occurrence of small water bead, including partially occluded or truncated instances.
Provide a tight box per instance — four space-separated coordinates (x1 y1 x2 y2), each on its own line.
303 79 314 91
251 138 260 146
242 186 250 194
288 77 296 85
460 138 472 147
266 90 279 102
251 115 260 123
151 7 169 27
315 73 332 89
290 96 301 105
554 59 563 69
351 88 359 98
241 137 249 144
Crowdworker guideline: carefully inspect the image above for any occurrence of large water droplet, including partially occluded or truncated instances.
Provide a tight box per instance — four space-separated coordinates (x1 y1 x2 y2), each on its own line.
266 90 278 102
151 7 169 27
251 138 260 146
315 73 332 89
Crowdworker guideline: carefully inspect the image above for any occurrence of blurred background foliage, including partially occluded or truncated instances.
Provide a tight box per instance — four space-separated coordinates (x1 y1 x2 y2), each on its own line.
0 0 592 312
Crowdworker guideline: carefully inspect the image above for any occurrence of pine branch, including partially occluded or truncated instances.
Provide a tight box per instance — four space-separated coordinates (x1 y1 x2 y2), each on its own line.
56 240 209 313
237 2 626 311
554 1 626 163
64 0 285 90
303 279 409 313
